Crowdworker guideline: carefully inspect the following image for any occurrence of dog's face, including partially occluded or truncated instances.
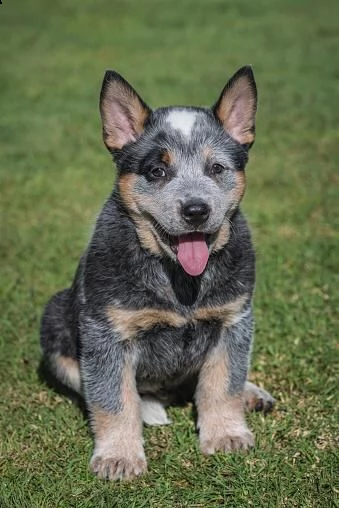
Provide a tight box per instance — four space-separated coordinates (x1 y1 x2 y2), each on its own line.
100 67 257 276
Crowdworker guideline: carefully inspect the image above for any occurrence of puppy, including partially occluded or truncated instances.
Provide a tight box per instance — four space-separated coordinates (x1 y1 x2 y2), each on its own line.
40 66 275 481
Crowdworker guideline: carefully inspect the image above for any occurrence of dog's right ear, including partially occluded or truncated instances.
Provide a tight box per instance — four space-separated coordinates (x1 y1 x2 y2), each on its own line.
100 71 152 151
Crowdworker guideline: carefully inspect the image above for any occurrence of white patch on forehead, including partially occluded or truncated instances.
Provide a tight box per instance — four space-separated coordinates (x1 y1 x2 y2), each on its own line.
166 110 198 137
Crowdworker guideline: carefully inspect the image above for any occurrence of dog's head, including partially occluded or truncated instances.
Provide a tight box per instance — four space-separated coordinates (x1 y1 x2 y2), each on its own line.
100 67 257 277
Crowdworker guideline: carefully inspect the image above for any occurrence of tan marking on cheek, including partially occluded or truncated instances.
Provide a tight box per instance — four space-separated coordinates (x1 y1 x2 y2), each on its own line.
234 170 246 202
118 173 140 214
106 307 187 340
203 146 214 159
212 222 230 253
133 216 162 256
226 170 246 216
161 150 175 165
118 174 162 255
193 294 248 327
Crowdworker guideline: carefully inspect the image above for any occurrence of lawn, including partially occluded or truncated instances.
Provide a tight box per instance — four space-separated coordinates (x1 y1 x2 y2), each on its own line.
0 0 338 506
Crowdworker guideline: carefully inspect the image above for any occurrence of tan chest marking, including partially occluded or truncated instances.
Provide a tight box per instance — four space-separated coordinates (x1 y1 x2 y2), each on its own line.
106 294 248 340
106 307 187 341
193 294 247 327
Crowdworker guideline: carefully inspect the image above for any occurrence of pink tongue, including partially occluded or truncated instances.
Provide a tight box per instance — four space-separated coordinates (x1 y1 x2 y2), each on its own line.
177 233 209 276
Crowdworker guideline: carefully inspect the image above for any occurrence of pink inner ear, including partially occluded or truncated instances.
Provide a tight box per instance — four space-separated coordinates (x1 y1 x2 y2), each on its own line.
226 89 255 141
215 73 256 146
108 103 137 148
227 93 252 139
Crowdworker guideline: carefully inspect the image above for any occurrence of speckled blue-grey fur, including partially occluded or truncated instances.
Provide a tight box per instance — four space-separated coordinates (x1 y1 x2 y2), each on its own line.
40 66 275 481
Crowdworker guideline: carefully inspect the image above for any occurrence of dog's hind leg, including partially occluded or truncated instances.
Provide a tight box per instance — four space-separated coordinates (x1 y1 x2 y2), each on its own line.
244 381 275 415
48 353 81 394
40 289 81 394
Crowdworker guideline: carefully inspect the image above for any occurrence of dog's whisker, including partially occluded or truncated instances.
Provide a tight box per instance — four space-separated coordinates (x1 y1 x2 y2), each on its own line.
224 216 237 238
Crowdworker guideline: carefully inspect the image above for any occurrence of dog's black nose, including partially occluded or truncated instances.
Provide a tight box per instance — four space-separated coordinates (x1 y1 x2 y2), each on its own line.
181 200 210 226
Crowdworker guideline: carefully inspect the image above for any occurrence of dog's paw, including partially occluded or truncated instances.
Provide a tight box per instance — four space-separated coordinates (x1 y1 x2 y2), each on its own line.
244 381 276 415
200 427 254 455
90 454 147 481
141 395 172 426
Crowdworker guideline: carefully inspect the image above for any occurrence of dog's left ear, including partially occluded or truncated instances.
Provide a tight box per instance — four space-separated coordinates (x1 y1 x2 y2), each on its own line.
213 66 257 148
100 71 152 151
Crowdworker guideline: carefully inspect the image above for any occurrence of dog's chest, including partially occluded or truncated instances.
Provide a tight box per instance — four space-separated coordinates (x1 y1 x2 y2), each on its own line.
108 293 247 382
103 262 248 382
135 318 221 382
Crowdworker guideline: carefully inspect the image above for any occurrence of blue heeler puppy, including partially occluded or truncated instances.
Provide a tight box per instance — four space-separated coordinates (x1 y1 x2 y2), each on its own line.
40 66 275 481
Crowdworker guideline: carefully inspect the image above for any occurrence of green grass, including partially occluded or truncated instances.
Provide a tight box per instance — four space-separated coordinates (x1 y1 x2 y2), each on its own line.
1 0 338 506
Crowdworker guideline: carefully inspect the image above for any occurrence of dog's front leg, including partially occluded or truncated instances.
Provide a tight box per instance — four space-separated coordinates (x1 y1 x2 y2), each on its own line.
195 309 254 454
80 317 146 481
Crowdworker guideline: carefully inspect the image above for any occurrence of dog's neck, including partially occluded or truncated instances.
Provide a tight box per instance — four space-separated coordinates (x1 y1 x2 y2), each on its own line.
163 259 202 306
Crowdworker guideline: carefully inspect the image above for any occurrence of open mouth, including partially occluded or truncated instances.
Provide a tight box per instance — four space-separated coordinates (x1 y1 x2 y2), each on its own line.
170 232 210 277
151 220 212 277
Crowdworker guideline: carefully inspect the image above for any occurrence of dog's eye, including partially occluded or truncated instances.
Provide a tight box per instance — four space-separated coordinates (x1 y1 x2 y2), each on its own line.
211 163 225 175
150 167 166 178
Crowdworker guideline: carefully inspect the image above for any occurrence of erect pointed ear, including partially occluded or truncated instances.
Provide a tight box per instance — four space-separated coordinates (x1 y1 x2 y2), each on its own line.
100 71 152 151
213 66 257 148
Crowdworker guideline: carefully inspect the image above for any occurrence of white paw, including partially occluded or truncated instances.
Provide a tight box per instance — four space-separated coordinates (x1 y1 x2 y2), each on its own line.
141 395 172 426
